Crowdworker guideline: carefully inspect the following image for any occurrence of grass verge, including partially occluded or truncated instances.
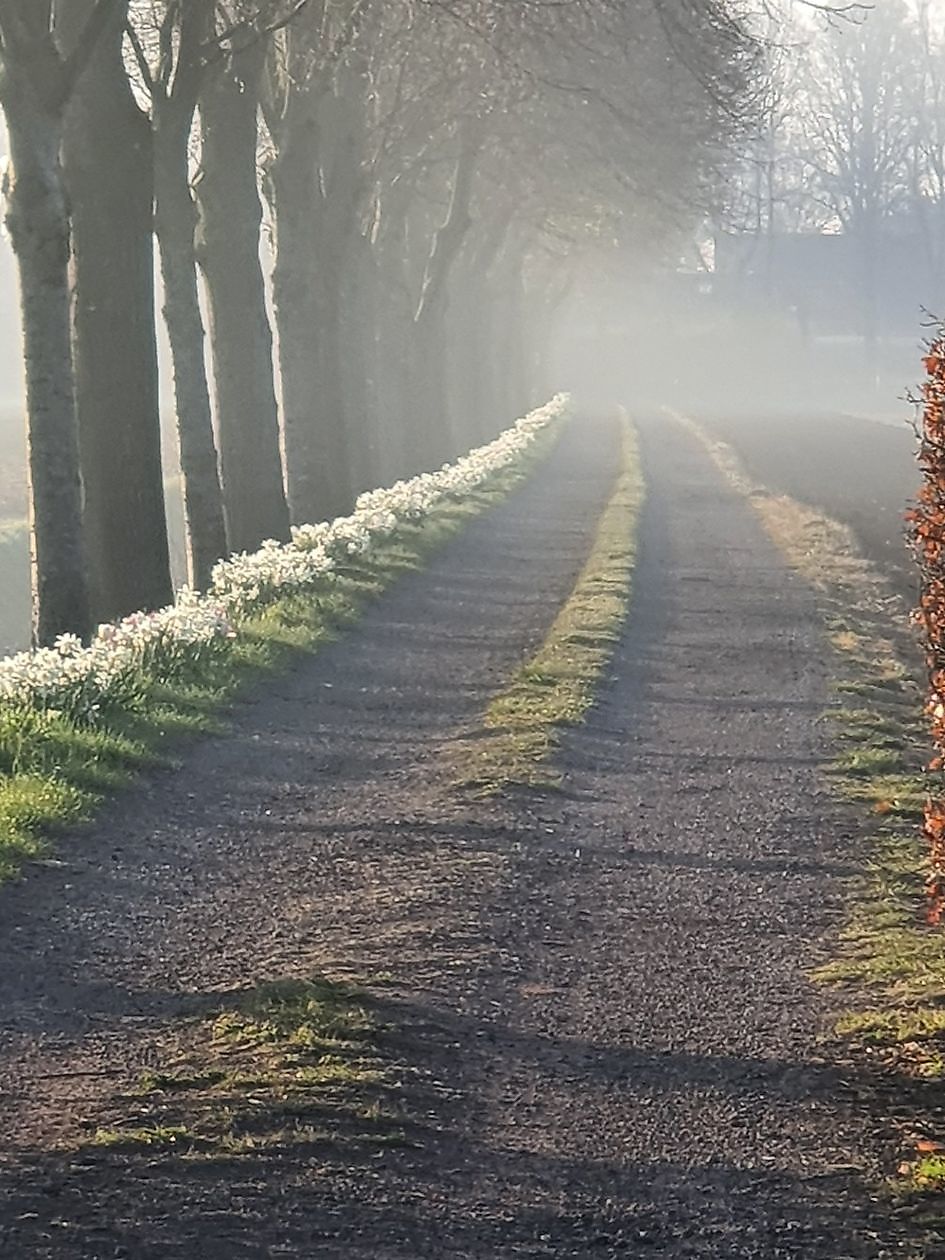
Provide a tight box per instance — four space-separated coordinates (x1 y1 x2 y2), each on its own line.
455 412 644 793
85 975 416 1159
0 434 559 884
681 412 945 1208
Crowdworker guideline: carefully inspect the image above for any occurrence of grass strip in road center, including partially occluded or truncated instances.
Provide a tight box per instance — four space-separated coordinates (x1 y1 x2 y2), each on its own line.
456 412 644 794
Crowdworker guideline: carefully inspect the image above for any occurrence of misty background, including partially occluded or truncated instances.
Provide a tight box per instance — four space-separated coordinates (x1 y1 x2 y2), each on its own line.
0 0 941 651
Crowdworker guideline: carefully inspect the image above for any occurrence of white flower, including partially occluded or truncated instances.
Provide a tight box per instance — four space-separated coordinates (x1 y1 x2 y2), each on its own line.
0 396 570 720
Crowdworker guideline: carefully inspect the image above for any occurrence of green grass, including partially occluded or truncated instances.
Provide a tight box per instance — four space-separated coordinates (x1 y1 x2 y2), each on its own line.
812 645 945 1056
913 1156 945 1190
455 414 644 793
0 435 559 884
92 1124 194 1151
88 975 406 1158
682 418 945 1232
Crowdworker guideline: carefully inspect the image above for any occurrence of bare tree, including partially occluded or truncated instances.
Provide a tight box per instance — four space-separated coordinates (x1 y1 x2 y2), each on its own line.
729 1 921 346
57 0 174 624
262 1 369 525
905 0 945 285
197 33 292 553
0 0 124 644
127 0 229 590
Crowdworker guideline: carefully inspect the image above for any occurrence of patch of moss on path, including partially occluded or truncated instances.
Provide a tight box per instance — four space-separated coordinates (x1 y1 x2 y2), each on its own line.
87 976 418 1160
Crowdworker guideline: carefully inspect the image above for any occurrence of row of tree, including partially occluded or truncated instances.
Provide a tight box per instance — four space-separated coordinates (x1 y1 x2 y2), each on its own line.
0 0 756 646
726 0 945 332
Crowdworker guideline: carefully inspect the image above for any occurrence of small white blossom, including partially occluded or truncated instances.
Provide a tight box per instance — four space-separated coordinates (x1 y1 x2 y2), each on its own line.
0 396 569 721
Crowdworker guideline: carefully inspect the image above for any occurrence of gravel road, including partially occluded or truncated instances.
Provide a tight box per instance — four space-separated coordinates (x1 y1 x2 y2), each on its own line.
0 412 930 1258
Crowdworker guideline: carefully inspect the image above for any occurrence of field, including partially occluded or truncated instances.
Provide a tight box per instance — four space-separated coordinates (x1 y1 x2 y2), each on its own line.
698 411 919 602
0 417 27 655
0 417 25 521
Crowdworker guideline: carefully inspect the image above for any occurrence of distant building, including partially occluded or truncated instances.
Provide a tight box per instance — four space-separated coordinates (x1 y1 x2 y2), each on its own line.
713 227 944 337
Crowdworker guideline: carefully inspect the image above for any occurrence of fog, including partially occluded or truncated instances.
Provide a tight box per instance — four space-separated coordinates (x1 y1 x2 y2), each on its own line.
0 0 938 653
550 270 923 424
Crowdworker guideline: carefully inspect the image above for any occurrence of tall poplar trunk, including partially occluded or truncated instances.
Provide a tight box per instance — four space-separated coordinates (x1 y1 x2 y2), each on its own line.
270 144 350 523
450 277 492 447
450 212 511 447
268 92 354 525
498 259 528 420
60 0 173 622
341 228 380 494
197 48 290 553
527 269 572 409
1 71 91 645
154 99 228 589
373 251 414 482
372 186 417 481
410 121 481 470
411 308 454 469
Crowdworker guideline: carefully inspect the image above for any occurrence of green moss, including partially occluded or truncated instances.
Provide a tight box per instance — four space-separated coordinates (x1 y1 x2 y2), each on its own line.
212 977 375 1052
899 1154 945 1195
87 975 402 1160
91 1125 194 1151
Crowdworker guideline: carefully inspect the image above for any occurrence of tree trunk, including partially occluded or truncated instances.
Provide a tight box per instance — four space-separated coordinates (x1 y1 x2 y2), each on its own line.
370 185 415 482
500 261 528 420
268 102 352 525
2 80 91 645
450 212 512 447
410 121 481 468
196 49 290 553
527 268 572 409
341 226 383 494
60 0 173 622
483 240 530 432
154 102 228 589
450 278 492 447
410 309 454 469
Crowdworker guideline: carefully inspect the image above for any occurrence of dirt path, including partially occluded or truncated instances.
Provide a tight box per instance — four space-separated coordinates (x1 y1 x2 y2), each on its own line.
0 413 930 1258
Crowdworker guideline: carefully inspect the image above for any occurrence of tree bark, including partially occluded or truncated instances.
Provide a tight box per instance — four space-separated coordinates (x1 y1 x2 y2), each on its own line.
1 63 91 645
154 98 228 589
341 226 381 494
370 183 416 482
450 211 512 447
526 267 572 410
196 47 291 553
410 120 481 469
267 91 354 524
60 0 173 622
450 275 492 447
497 256 528 421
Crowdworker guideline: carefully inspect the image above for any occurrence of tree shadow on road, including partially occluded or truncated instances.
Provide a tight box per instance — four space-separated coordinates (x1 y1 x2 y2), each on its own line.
0 989 939 1259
